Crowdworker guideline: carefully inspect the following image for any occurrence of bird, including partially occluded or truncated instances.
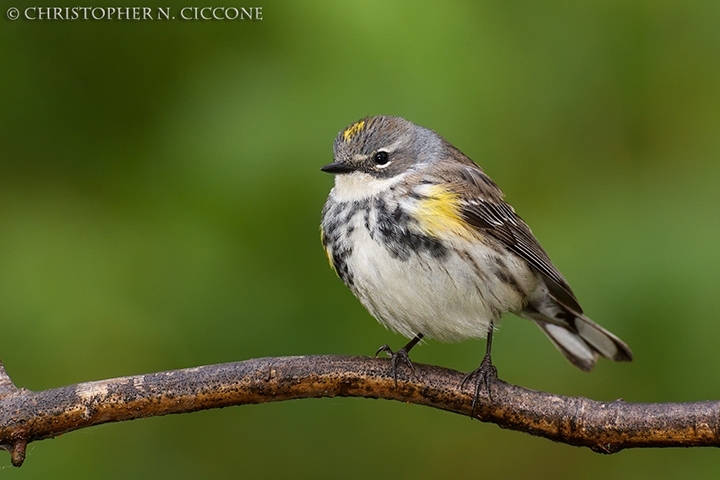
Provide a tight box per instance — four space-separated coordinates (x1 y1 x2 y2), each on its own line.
319 115 632 402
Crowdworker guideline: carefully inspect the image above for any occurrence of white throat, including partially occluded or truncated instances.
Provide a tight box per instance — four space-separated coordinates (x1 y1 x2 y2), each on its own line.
330 171 407 202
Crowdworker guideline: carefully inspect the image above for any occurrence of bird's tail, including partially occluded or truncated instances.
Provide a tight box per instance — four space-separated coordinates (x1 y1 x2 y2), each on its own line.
535 314 632 371
521 294 633 371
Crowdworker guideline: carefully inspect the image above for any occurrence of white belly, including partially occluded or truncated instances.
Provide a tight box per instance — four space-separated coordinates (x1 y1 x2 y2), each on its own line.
337 203 536 343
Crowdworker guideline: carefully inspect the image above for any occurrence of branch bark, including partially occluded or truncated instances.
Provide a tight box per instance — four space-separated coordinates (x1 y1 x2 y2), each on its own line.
0 355 718 466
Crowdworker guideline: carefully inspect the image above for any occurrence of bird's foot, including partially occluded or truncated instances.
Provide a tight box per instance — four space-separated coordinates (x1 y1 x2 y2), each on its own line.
375 344 415 387
461 353 498 417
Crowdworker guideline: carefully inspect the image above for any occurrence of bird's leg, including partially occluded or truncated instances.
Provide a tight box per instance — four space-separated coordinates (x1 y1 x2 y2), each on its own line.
375 333 424 387
461 321 499 416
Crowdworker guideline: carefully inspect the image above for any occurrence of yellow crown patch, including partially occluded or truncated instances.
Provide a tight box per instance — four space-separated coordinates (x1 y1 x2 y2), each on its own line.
342 120 365 142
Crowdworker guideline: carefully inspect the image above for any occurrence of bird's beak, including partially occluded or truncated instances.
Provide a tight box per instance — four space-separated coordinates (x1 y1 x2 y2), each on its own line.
320 162 356 175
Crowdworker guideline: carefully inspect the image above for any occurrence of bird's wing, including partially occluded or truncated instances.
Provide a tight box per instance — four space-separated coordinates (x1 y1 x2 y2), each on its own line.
439 162 583 314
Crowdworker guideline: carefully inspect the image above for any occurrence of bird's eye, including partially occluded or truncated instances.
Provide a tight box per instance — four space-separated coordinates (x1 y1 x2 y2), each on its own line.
373 151 389 165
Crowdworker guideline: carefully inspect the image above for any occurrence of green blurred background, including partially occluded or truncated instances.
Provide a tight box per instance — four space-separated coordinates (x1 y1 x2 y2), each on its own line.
2 0 720 477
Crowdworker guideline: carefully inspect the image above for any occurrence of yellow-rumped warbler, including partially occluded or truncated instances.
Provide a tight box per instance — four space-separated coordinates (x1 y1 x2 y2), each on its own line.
320 115 632 392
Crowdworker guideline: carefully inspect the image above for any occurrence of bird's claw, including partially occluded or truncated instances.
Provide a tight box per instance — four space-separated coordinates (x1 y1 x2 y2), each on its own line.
375 344 415 387
461 353 498 417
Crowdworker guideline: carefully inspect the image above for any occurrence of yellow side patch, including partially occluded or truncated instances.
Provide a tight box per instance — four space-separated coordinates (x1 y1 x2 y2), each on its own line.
342 120 365 142
324 246 336 273
320 226 337 273
414 185 474 239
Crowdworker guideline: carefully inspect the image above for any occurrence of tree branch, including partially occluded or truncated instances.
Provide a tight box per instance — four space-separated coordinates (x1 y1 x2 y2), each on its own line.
0 355 718 466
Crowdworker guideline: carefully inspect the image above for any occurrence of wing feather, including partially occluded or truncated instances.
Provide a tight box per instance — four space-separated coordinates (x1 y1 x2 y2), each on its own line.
431 161 583 314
